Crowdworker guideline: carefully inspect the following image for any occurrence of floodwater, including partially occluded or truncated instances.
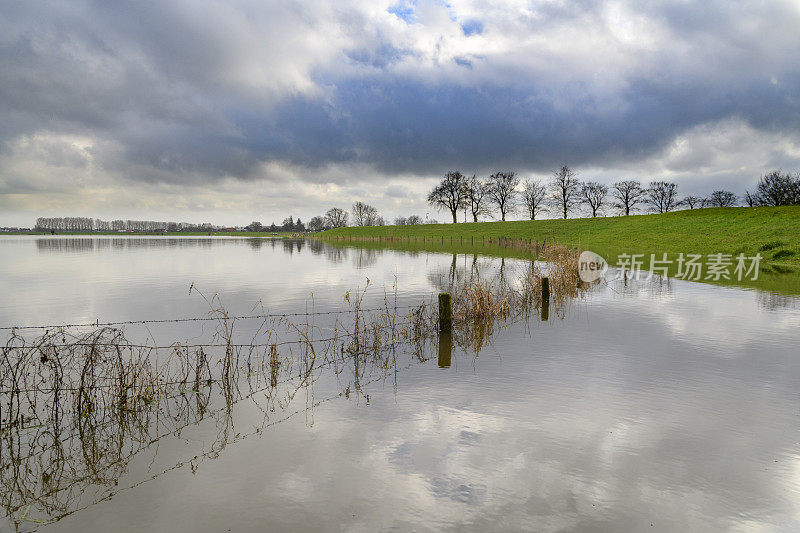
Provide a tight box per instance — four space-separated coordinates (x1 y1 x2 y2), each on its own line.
1 236 800 532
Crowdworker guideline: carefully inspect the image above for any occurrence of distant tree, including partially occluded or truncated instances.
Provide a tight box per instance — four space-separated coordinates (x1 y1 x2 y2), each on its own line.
646 181 679 213
246 221 264 232
308 216 327 232
550 166 581 219
610 180 645 216
268 222 278 232
753 170 800 206
682 195 705 209
375 216 385 226
394 215 421 225
521 179 547 220
743 190 756 207
487 171 520 221
463 175 490 222
281 216 294 231
295 218 305 231
580 182 608 217
325 207 348 228
352 201 380 226
428 171 468 223
706 190 738 207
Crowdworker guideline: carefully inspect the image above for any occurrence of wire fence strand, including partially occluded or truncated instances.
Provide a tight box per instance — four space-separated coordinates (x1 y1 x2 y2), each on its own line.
0 304 427 331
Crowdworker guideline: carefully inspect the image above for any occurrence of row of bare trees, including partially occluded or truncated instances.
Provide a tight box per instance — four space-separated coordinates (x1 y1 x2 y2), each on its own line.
35 217 214 232
427 168 800 221
307 204 377 231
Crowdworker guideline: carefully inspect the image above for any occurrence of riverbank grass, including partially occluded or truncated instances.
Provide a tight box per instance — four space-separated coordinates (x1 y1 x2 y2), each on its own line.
320 206 800 268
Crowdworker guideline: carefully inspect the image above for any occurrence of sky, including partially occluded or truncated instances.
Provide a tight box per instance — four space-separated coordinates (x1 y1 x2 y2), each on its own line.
1 0 800 227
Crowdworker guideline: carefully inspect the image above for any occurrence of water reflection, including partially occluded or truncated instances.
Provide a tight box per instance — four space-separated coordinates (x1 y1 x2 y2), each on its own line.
352 248 380 269
34 237 238 253
437 332 453 368
1 313 443 530
2 236 800 531
757 290 800 311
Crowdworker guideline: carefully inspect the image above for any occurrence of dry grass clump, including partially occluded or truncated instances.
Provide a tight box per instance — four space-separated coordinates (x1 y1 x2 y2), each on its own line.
456 280 512 323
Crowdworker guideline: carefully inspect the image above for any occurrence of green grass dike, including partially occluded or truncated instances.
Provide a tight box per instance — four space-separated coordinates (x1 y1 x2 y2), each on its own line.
319 206 800 295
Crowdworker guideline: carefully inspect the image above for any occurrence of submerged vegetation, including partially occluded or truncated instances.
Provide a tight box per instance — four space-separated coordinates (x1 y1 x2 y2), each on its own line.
0 244 590 528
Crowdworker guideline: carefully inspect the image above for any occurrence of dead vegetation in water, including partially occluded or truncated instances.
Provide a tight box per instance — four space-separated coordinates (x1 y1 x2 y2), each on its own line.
0 243 593 528
1 242 587 429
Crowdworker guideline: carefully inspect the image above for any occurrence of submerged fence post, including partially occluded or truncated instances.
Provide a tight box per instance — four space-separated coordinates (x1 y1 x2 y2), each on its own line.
438 293 452 334
541 276 550 302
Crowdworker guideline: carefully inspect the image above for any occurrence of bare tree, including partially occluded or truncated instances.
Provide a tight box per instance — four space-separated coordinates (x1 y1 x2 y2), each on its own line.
580 182 608 217
682 195 705 209
521 179 547 220
487 171 520 221
743 190 756 207
753 170 800 206
427 171 468 223
550 166 581 219
611 180 646 215
707 190 738 207
307 216 327 232
394 215 421 225
352 201 380 226
324 207 348 228
646 181 679 213
463 175 490 222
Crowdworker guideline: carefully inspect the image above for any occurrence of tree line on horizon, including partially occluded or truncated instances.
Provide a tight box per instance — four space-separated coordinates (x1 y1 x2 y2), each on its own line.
423 167 800 223
34 217 216 233
302 168 800 232
31 169 799 233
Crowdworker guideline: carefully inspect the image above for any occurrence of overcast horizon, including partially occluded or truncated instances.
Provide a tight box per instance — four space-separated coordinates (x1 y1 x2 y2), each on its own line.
2 0 800 227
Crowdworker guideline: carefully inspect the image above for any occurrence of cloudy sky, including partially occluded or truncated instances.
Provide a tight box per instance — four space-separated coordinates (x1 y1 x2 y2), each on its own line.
2 0 800 226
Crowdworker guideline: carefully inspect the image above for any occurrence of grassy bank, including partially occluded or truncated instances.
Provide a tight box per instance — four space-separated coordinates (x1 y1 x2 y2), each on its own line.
321 206 800 268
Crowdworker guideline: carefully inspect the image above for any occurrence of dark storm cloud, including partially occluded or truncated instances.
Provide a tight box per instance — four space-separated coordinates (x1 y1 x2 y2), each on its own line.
1 0 800 188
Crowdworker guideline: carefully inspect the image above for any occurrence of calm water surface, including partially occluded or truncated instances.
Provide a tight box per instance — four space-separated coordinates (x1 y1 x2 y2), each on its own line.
1 236 799 532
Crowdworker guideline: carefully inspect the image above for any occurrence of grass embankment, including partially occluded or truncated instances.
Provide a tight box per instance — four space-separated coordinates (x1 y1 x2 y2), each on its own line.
320 206 800 294
322 207 800 266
